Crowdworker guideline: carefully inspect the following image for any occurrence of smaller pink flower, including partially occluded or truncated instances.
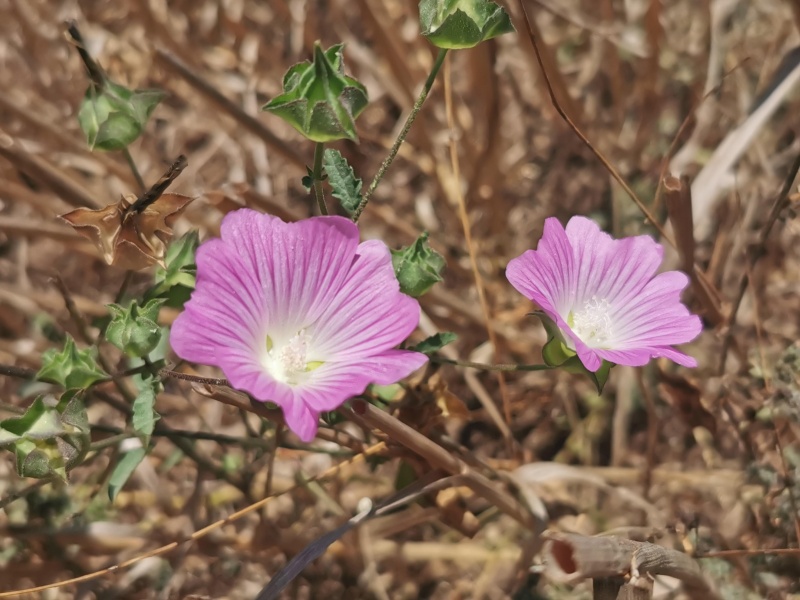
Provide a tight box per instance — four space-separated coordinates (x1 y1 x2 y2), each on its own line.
506 216 702 372
170 209 427 442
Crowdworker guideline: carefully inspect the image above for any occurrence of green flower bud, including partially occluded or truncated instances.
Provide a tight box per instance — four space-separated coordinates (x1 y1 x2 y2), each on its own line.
263 43 368 142
105 299 166 358
391 232 445 297
0 392 90 481
37 335 107 390
78 79 165 151
419 0 515 49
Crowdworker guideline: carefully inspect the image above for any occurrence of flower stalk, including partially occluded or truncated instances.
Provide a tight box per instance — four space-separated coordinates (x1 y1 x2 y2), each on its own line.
353 48 448 222
312 142 328 215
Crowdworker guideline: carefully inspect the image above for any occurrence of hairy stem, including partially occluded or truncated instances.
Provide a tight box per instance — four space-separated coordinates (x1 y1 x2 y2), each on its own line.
353 48 448 222
432 356 555 372
312 142 328 215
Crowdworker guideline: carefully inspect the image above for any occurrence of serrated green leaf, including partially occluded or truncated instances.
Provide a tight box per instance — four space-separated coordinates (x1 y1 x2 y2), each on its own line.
108 447 147 501
36 335 107 390
105 299 166 357
322 149 363 215
391 232 446 297
411 332 457 354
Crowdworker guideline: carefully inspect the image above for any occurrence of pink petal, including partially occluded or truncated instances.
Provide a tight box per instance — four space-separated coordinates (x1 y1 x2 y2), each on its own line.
170 209 427 442
282 396 320 443
596 347 697 368
301 350 428 412
565 216 663 306
220 359 322 442
506 218 576 319
219 209 360 336
507 215 703 372
612 272 702 347
574 339 603 372
311 240 424 360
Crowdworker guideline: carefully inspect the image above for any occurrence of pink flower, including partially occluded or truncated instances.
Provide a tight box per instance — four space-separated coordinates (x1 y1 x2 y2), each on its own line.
170 209 427 441
506 216 702 372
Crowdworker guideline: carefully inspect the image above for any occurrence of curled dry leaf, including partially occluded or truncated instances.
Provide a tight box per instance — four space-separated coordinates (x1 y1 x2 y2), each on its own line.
61 192 194 270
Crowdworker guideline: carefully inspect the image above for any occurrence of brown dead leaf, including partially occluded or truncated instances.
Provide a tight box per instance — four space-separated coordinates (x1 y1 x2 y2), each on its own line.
61 192 194 270
60 154 192 270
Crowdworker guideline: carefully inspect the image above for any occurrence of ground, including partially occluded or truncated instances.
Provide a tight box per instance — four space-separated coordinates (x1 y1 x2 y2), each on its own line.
1 0 800 598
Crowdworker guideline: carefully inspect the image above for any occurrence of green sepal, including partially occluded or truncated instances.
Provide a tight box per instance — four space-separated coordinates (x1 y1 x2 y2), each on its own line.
262 42 368 142
105 298 166 358
419 0 515 49
391 232 446 297
36 335 107 390
78 79 165 151
301 166 316 191
534 311 613 394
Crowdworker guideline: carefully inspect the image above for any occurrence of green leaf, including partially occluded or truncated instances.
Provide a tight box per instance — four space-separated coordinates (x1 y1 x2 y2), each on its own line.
150 231 198 308
419 0 515 49
263 42 368 142
105 298 166 357
108 446 147 501
391 232 446 297
36 335 107 390
322 149 363 215
411 332 458 354
78 80 165 151
132 377 160 443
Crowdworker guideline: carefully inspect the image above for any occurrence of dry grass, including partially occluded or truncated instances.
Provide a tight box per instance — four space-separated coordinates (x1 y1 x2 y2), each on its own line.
1 0 800 598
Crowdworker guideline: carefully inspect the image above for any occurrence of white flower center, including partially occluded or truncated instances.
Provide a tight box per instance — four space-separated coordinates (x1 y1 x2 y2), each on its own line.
570 296 613 348
264 330 320 385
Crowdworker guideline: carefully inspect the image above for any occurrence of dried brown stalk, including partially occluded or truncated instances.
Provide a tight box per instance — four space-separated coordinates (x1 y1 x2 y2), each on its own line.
543 532 722 600
343 398 540 531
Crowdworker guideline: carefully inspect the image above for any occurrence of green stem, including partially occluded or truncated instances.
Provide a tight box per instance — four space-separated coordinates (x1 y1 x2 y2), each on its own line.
353 48 448 222
431 356 555 372
123 148 146 194
312 142 328 215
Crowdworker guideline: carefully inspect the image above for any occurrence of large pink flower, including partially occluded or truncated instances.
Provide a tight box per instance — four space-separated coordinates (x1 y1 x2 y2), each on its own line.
506 216 702 372
170 209 427 441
